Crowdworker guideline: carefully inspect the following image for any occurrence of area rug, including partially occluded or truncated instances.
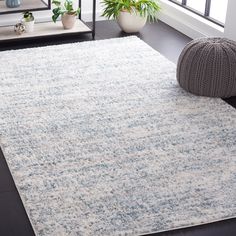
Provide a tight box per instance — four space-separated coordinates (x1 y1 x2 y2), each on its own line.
0 37 235 236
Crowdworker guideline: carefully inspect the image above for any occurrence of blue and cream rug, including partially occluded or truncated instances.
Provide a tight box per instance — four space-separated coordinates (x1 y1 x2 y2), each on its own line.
0 37 235 236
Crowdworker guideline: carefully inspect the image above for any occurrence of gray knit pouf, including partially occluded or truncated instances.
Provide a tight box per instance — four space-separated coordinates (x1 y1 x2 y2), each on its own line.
177 37 236 98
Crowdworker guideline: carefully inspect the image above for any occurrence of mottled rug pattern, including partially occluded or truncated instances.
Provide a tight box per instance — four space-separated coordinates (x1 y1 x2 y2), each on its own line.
0 37 235 236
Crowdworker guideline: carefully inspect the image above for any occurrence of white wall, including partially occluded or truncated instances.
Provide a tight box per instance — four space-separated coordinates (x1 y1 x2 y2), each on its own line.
80 0 103 20
224 0 236 40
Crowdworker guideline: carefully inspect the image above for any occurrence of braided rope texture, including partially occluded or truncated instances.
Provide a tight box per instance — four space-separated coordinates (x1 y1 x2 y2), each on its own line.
177 37 236 98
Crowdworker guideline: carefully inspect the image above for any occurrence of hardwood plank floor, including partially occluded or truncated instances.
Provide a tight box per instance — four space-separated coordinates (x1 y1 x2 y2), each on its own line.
0 20 235 236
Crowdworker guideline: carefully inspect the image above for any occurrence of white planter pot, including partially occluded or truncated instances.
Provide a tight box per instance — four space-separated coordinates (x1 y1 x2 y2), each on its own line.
117 10 147 33
22 20 34 33
61 13 76 29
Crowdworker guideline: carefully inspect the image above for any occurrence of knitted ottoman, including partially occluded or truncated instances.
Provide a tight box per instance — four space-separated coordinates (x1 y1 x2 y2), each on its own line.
177 37 236 98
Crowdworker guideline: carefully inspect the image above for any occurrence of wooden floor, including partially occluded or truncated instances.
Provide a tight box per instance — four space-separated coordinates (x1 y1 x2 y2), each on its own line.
0 20 235 236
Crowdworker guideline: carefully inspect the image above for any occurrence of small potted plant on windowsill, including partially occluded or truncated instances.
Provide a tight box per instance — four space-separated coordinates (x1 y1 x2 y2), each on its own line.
102 0 161 33
52 0 80 29
22 11 35 33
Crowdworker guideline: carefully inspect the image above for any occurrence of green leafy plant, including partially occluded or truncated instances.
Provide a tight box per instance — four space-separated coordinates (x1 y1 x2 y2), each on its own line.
102 0 161 22
52 0 80 23
22 11 34 22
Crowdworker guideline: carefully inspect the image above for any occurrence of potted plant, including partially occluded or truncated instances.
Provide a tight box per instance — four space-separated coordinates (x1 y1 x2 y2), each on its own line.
102 0 161 33
52 0 80 29
22 11 35 33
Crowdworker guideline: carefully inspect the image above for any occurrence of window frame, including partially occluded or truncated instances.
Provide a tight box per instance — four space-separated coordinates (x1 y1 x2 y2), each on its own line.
168 0 224 27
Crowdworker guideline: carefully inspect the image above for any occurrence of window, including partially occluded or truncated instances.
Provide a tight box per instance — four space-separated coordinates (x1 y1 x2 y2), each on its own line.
168 0 229 27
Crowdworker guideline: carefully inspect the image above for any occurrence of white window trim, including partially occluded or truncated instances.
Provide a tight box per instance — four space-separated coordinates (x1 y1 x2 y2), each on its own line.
158 0 223 39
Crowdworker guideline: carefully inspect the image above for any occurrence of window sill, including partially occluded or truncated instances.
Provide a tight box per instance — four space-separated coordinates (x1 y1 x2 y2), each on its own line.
159 0 224 39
